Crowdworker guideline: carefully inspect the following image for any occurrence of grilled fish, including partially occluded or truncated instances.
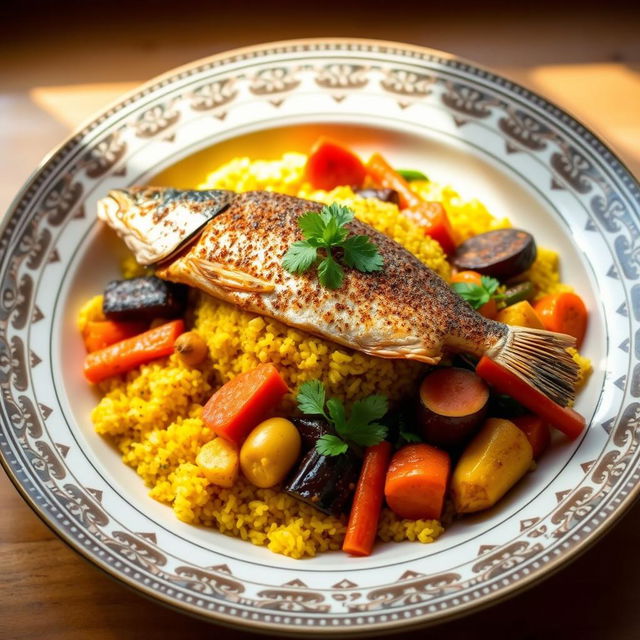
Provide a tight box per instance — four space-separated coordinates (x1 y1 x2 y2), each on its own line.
98 188 579 406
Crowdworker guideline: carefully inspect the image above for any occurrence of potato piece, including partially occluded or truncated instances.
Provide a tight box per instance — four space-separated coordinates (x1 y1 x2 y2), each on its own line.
196 438 239 487
451 418 533 513
495 300 544 329
240 417 301 488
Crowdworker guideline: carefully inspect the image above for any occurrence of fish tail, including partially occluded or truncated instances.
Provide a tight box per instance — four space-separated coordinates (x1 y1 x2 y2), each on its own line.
484 326 580 407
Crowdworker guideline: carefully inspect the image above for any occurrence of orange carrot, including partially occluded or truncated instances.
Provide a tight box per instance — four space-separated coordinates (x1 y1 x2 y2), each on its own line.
305 138 366 190
83 319 184 384
343 441 392 557
512 414 551 459
450 270 498 319
83 320 147 353
366 153 456 255
202 364 288 445
533 292 588 347
475 356 585 439
384 443 450 520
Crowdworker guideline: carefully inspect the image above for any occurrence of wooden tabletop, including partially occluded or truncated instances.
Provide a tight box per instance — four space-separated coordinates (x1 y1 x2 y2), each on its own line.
1 5 640 639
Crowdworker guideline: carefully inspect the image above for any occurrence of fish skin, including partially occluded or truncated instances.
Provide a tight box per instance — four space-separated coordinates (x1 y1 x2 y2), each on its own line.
136 189 506 363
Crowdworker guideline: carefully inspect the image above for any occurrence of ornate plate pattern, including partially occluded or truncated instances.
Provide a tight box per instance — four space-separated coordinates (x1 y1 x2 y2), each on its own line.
1 39 639 634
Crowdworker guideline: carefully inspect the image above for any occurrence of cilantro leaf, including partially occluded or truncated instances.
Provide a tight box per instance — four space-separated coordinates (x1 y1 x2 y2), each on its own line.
396 168 429 182
297 379 389 456
481 275 500 296
296 380 327 417
451 275 501 310
282 241 318 273
320 202 354 228
451 282 490 308
326 397 348 435
348 422 388 447
399 430 423 444
282 203 383 289
315 434 349 456
317 255 344 289
348 395 388 429
340 235 384 273
298 211 326 240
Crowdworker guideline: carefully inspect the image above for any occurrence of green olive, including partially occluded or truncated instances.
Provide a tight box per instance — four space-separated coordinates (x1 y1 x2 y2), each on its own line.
240 417 301 488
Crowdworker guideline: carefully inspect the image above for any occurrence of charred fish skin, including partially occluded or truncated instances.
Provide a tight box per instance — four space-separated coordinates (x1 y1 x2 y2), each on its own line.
98 188 579 406
97 187 235 266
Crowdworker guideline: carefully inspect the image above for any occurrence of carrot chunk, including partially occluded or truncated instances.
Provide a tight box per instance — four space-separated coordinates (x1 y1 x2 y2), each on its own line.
366 153 456 255
512 414 551 459
83 319 184 384
475 356 586 439
343 441 392 557
201 364 288 446
83 319 147 353
305 138 366 190
533 292 588 347
384 443 450 520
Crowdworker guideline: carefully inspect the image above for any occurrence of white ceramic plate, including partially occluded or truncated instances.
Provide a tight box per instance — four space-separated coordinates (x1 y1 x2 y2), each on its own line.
1 39 639 635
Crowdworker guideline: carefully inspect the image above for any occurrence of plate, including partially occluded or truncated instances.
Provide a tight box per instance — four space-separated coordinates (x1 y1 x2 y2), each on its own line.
1 38 639 635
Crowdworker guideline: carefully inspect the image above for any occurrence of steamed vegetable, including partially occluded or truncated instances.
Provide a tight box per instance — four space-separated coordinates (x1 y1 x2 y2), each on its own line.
534 292 588 347
453 229 536 278
502 281 534 306
305 138 366 190
202 364 289 445
476 356 586 439
82 319 147 353
83 319 185 384
365 152 456 255
495 300 544 329
343 441 392 556
451 418 533 513
102 276 188 322
384 443 450 520
291 416 331 452
418 367 489 448
450 271 499 319
395 168 428 182
239 417 301 488
512 414 551 459
282 203 384 290
284 447 359 516
196 437 240 487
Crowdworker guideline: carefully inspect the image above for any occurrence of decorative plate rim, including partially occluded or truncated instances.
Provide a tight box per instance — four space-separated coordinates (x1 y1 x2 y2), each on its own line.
1 37 639 635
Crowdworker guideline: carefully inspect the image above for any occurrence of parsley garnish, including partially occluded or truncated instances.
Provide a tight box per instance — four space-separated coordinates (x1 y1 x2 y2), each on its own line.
282 203 383 289
296 380 389 456
396 168 429 182
451 275 501 310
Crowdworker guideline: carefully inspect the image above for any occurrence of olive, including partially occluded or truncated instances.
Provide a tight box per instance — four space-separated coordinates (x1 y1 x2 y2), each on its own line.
174 331 208 366
240 418 301 488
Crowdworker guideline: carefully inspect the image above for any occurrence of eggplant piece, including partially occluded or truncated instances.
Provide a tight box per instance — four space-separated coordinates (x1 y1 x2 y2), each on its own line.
284 448 359 516
453 229 537 279
354 188 400 206
102 276 188 322
291 416 331 453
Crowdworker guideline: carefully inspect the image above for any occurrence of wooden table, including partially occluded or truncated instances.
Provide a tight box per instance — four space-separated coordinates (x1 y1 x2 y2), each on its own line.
2 6 640 639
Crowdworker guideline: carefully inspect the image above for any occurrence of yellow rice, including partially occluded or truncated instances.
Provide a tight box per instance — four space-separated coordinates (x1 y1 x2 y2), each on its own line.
89 153 591 558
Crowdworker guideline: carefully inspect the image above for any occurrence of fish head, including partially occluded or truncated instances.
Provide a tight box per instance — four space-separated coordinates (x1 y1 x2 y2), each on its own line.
97 187 235 266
